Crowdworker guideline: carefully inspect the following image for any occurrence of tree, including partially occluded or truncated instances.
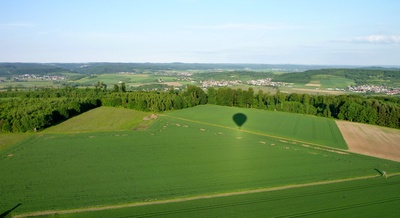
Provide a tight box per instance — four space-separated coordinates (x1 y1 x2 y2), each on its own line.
113 84 120 92
206 87 217 104
121 82 126 92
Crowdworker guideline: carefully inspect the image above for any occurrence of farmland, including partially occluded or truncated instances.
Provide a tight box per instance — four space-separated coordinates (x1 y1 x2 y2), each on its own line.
1 106 400 217
44 106 155 133
39 176 400 218
166 105 348 149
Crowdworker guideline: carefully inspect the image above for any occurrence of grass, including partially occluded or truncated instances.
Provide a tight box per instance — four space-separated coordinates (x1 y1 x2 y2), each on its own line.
47 176 400 217
44 106 154 133
166 105 348 149
1 106 399 216
311 75 355 89
0 133 33 151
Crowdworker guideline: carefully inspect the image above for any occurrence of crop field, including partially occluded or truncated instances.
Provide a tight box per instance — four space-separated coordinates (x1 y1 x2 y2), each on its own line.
308 75 355 89
166 105 347 149
319 77 355 89
46 176 400 218
0 133 33 151
44 106 154 133
1 106 399 217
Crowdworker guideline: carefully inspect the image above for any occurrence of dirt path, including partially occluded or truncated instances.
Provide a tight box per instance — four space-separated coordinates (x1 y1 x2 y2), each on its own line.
336 121 400 162
14 173 399 218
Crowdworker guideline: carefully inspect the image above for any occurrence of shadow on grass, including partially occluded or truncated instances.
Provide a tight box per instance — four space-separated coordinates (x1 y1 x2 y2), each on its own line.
233 113 247 130
0 203 21 218
374 168 383 176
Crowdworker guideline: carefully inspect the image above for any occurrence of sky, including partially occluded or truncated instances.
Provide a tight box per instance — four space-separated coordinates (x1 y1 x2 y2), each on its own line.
1 0 399 65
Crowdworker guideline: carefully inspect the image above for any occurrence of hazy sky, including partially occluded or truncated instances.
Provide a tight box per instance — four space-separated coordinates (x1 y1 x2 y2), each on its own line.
1 0 399 65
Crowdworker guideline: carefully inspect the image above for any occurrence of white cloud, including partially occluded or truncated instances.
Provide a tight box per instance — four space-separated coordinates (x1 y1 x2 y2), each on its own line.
339 35 400 44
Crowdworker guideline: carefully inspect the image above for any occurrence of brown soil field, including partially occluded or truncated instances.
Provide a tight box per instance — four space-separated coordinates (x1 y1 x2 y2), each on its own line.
336 121 400 162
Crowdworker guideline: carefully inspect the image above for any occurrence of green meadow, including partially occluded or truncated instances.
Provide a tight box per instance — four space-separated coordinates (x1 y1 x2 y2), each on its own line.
52 176 400 218
1 106 399 217
44 106 154 133
166 105 347 149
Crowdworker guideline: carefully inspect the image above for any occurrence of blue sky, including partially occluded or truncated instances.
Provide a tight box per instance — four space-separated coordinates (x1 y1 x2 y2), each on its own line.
1 0 399 65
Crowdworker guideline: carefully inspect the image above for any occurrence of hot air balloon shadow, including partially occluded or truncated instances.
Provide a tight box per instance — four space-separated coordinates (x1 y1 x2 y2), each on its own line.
233 113 247 129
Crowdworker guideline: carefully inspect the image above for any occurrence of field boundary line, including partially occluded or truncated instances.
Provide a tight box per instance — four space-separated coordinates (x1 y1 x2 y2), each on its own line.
14 173 400 218
160 114 348 153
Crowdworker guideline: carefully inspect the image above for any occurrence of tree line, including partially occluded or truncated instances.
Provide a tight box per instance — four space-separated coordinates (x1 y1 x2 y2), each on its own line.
206 87 400 129
0 85 206 132
0 85 399 132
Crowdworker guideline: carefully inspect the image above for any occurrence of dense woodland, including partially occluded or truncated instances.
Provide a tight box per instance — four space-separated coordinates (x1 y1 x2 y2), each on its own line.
0 85 399 133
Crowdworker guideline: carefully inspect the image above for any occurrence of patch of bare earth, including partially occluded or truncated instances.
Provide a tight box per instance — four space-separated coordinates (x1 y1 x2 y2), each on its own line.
336 121 400 162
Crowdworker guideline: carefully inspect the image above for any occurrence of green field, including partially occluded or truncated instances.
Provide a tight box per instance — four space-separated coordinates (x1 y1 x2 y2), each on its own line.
166 105 347 149
1 106 399 217
316 76 355 89
0 133 33 151
44 106 154 133
48 176 400 218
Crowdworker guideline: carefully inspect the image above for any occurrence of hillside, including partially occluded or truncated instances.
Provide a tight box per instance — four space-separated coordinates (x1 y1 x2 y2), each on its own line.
44 107 154 133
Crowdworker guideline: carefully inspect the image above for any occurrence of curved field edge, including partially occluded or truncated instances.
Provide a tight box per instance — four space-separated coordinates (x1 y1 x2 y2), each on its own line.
13 174 400 218
43 106 155 133
165 105 348 150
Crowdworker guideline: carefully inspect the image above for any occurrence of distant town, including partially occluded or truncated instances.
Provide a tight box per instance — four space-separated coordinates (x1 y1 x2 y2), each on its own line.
348 85 400 95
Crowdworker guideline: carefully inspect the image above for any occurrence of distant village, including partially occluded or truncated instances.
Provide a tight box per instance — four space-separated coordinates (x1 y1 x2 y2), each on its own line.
11 74 66 81
347 85 400 95
201 78 291 88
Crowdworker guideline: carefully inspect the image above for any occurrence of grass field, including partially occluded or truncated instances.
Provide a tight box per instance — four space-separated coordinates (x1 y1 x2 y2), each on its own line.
41 176 400 218
1 106 399 217
0 133 33 151
309 75 355 89
44 106 154 133
166 105 347 149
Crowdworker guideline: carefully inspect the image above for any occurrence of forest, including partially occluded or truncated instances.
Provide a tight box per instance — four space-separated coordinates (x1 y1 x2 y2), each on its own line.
0 85 399 133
